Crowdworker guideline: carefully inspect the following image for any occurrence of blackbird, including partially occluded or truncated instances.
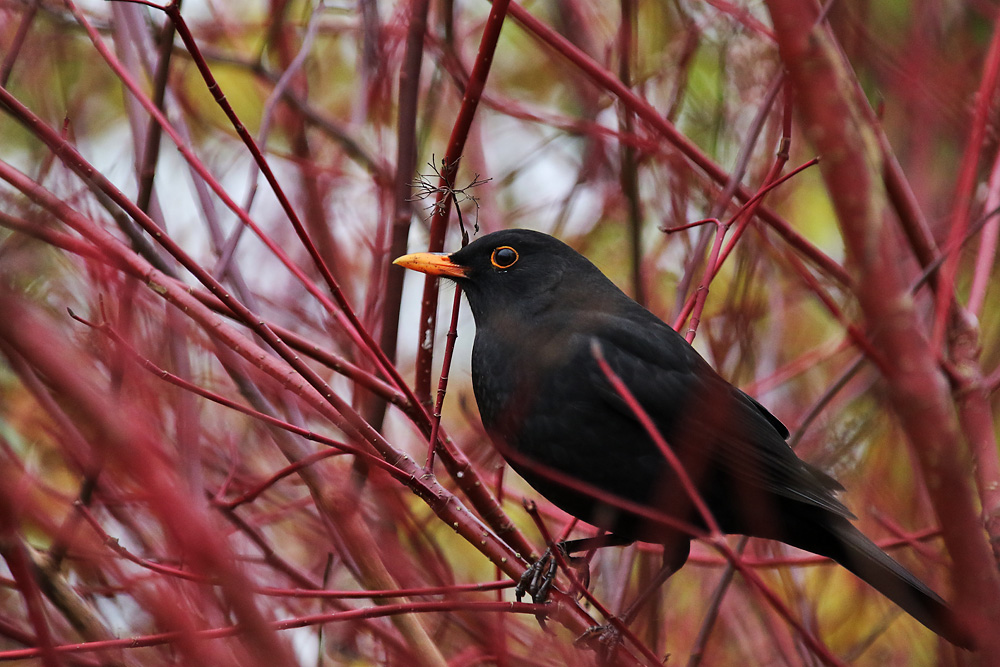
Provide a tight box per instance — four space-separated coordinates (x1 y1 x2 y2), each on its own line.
394 228 970 648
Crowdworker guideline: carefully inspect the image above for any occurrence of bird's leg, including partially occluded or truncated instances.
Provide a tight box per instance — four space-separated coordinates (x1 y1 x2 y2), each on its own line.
576 540 691 658
617 548 684 624
516 533 635 603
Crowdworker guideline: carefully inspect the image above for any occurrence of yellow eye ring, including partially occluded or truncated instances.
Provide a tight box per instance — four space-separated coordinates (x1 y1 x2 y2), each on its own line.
491 246 519 269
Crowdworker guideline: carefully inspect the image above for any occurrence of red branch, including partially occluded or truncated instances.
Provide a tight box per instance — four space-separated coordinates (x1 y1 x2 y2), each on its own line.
766 0 1000 651
414 0 512 401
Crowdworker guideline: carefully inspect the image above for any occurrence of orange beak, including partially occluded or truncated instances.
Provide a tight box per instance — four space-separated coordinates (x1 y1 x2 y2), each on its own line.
393 252 469 278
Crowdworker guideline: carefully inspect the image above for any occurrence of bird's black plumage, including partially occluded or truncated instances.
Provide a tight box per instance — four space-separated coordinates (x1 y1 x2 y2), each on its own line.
395 228 970 648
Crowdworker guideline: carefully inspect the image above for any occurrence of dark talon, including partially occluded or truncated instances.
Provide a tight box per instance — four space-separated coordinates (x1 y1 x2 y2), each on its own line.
516 540 599 606
575 622 624 663
535 554 557 601
516 545 559 603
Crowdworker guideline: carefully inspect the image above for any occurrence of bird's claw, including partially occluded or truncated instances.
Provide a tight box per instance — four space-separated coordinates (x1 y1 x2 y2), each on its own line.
516 543 594 604
575 622 625 662
516 546 559 603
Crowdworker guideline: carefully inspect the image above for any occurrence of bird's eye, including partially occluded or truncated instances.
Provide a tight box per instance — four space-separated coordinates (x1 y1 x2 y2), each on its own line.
490 246 519 269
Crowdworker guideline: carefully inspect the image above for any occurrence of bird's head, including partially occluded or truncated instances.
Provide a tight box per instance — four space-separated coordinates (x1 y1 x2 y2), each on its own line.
394 229 614 325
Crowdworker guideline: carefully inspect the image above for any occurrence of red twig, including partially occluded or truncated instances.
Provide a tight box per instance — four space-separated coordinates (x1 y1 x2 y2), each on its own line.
0 542 59 667
0 600 551 662
766 0 1000 650
425 285 463 470
415 0 512 402
589 341 719 534
682 217 727 344
669 158 821 338
931 9 1000 350
65 0 407 400
523 502 659 667
0 0 39 87
261 579 513 599
0 158 527 580
0 293 296 666
968 148 1000 316
0 84 533 566
381 0 431 384
502 1 850 287
589 341 842 665
66 309 408 485
493 442 707 540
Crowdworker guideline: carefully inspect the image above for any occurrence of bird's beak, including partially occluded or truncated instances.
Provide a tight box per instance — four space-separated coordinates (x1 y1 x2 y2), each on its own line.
393 252 470 278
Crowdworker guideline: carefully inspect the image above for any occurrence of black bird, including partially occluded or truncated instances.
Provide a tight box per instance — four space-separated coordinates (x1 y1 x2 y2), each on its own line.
395 228 970 648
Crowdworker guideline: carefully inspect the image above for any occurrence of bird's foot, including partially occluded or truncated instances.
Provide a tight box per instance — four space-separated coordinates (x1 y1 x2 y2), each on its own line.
516 546 559 603
575 621 625 663
515 544 592 603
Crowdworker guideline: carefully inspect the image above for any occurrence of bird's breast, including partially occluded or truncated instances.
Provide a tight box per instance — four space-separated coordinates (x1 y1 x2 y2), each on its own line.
470 319 577 439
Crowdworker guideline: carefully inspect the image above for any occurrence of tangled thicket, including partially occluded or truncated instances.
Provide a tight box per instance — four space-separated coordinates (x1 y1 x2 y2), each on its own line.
1 1 998 665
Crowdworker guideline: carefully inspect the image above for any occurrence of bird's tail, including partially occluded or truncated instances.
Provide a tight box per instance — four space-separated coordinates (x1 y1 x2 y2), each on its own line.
823 520 974 650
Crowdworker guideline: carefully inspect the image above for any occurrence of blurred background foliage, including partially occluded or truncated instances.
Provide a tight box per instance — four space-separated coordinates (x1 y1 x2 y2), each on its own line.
1 0 998 665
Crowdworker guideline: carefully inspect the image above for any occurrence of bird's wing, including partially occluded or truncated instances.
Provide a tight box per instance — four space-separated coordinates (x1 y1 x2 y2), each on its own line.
732 387 844 494
587 321 854 520
738 390 790 439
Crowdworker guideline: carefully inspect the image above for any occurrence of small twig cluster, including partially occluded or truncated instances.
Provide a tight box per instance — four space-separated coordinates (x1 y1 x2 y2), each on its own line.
409 156 491 237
